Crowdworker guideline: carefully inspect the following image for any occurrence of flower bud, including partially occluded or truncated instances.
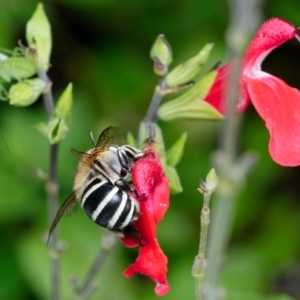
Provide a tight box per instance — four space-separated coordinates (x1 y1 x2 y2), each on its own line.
3 57 37 80
166 43 214 87
150 34 172 76
9 78 45 106
26 3 52 70
158 71 224 121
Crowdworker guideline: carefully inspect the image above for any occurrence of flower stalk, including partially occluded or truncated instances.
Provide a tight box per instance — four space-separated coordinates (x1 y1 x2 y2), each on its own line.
72 233 117 300
192 171 218 300
38 67 60 300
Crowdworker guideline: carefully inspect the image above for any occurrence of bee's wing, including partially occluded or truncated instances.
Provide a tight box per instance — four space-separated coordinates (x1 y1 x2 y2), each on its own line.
47 192 77 244
96 126 123 149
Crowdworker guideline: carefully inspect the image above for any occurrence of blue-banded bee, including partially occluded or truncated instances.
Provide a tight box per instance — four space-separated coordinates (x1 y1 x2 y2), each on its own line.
47 126 144 243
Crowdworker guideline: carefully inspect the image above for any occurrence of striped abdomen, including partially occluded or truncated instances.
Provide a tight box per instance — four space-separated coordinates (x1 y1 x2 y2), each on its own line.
81 178 140 233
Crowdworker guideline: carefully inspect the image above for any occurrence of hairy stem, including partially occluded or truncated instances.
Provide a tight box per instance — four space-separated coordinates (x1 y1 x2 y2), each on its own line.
203 0 263 299
192 191 212 300
38 68 60 300
73 233 117 299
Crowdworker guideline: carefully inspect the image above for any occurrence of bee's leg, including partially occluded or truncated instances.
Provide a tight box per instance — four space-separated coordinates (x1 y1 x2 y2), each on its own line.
122 225 146 246
115 179 134 193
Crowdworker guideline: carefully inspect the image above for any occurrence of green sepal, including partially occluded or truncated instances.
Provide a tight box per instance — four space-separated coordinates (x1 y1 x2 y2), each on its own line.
26 3 52 70
8 78 45 107
35 83 73 144
165 165 182 194
158 70 224 121
166 132 187 167
2 57 37 80
150 34 172 76
166 43 214 87
126 131 138 148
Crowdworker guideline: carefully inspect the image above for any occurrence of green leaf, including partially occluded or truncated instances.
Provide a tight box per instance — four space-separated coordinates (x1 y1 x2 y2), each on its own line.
150 34 172 76
8 78 45 107
3 57 37 80
55 83 73 124
166 43 214 87
126 131 137 148
26 3 52 70
166 132 187 167
165 165 182 194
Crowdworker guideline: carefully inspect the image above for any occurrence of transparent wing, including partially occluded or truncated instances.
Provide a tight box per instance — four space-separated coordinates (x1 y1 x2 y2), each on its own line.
96 126 124 149
47 192 77 244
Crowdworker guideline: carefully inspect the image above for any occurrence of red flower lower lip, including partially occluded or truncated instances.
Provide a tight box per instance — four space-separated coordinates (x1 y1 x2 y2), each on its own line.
121 148 170 296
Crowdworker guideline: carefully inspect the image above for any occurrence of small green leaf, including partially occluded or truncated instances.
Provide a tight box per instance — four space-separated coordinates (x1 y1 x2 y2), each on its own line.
166 43 214 87
126 132 137 148
8 78 45 107
3 57 37 80
165 166 182 194
166 132 187 167
150 34 172 76
26 3 52 70
55 83 73 124
205 168 218 193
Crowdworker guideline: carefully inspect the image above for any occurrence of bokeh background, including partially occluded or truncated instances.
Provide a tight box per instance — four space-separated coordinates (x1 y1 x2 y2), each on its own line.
1 0 300 299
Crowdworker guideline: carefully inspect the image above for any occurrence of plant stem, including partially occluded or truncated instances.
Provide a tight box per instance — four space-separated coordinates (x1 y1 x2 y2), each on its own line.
38 68 60 300
202 1 263 299
73 233 117 299
143 78 166 123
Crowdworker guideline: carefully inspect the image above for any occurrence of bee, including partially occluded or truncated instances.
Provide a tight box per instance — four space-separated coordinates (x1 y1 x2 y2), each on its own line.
47 126 144 243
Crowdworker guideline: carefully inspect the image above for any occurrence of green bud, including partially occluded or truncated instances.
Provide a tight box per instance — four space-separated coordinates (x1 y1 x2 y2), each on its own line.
166 43 214 87
158 70 224 121
166 132 187 167
26 3 52 70
3 57 37 80
205 168 218 193
9 78 45 106
150 34 172 76
165 165 183 194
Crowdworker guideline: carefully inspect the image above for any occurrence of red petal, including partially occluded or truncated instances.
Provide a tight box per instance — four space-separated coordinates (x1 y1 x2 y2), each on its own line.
244 74 300 166
122 148 170 296
204 63 251 114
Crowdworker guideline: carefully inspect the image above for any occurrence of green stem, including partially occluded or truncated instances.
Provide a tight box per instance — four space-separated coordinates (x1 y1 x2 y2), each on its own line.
38 68 60 300
73 233 117 299
192 192 212 300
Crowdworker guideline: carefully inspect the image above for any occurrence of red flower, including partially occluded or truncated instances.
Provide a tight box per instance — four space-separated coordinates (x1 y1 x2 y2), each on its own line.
204 18 300 166
121 147 170 296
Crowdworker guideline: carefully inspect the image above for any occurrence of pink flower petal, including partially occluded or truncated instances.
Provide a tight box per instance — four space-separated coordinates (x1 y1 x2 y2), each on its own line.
244 74 300 166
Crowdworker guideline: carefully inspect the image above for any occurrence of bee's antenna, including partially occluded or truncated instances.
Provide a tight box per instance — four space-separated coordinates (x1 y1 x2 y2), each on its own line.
89 130 96 147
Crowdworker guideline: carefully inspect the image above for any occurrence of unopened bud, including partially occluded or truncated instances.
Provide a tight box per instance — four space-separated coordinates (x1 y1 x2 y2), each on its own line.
166 43 214 87
205 168 218 193
150 34 172 76
3 57 37 80
9 78 45 106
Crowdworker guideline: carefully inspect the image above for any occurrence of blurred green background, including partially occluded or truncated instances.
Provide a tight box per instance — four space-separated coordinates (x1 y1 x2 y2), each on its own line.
1 0 300 299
